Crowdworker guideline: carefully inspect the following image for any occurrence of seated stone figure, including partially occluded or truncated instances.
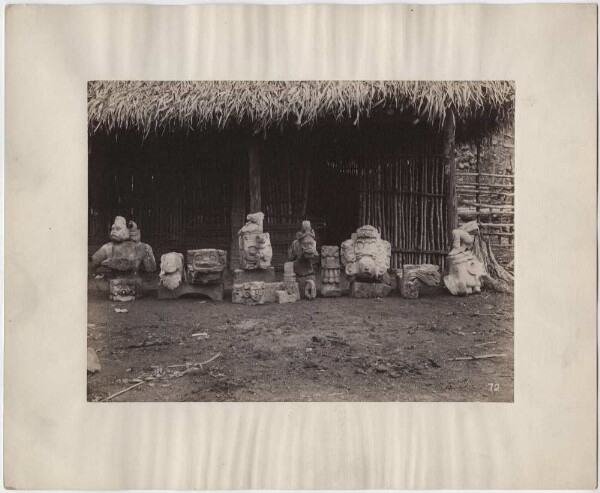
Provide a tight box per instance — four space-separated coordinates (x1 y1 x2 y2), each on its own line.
92 216 156 300
288 220 318 300
444 221 486 295
238 212 273 270
341 225 392 298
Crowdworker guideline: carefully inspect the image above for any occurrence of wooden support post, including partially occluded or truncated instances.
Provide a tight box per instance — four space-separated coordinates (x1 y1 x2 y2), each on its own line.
443 109 457 245
248 141 261 212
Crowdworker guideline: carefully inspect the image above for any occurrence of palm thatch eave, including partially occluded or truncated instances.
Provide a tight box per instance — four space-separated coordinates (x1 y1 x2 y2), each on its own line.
88 80 515 137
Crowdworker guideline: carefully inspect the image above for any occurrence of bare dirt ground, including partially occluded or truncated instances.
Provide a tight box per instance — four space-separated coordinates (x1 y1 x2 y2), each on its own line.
87 288 513 402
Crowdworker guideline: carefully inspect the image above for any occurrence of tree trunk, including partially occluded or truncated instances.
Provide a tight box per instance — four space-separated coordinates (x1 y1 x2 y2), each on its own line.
472 233 514 293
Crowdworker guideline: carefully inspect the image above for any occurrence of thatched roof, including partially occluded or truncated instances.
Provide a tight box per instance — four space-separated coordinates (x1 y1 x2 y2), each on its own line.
88 81 514 136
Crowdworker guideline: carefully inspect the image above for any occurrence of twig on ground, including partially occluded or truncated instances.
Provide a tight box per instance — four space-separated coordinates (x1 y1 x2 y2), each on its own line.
448 353 508 361
472 341 498 347
102 381 147 402
167 352 222 369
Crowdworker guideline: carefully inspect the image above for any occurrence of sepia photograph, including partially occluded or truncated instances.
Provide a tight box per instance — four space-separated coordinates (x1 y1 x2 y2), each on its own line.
87 80 515 402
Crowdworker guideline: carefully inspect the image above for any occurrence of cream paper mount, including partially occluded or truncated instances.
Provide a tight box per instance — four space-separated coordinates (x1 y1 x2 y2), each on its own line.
4 4 597 489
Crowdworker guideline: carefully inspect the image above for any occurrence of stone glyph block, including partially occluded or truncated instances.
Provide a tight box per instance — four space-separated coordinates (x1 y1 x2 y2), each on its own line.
320 245 342 297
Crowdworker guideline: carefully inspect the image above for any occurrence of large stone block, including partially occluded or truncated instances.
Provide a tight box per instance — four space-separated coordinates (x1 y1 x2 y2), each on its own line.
158 282 224 301
349 281 391 299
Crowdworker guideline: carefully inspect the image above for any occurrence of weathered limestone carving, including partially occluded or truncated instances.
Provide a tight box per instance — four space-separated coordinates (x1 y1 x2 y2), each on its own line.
109 278 141 302
187 249 227 284
158 249 227 301
320 245 342 297
233 211 282 304
341 225 391 298
400 264 441 299
159 252 185 291
341 225 391 282
444 221 486 295
288 220 318 300
92 216 156 300
232 281 266 306
238 212 273 270
276 262 300 304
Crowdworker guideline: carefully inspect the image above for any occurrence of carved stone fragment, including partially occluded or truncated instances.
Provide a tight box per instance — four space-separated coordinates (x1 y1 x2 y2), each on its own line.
320 245 342 297
341 225 392 298
289 220 318 300
238 212 273 270
158 249 226 301
400 264 441 299
444 221 486 295
232 281 266 305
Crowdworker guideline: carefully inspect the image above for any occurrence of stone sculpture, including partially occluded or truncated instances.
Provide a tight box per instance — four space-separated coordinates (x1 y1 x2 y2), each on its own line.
158 249 227 301
276 262 301 303
238 212 273 270
288 220 318 300
233 211 281 304
320 245 342 297
159 252 185 291
232 281 266 306
399 264 441 299
91 216 156 301
444 221 486 295
341 225 392 298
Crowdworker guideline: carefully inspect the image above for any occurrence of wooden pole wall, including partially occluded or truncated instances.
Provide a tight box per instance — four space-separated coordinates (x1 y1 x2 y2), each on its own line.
443 110 457 243
230 155 246 270
248 140 261 212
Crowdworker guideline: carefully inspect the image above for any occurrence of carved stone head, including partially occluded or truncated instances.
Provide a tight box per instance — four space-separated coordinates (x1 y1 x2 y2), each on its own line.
341 225 391 282
159 252 185 291
110 216 130 242
289 220 318 261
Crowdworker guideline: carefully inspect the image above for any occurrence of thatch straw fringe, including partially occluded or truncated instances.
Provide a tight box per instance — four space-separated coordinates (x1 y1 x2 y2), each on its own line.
88 81 514 135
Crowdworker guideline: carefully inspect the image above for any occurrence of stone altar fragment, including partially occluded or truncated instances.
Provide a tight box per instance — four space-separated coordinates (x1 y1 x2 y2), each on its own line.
158 249 226 301
92 216 156 300
444 221 486 295
320 245 342 297
341 225 392 298
400 264 441 299
288 220 318 300
238 212 273 270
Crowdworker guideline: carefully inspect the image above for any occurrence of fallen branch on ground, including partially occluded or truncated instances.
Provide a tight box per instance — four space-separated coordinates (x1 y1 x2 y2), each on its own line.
102 380 147 402
448 353 507 361
167 352 222 369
